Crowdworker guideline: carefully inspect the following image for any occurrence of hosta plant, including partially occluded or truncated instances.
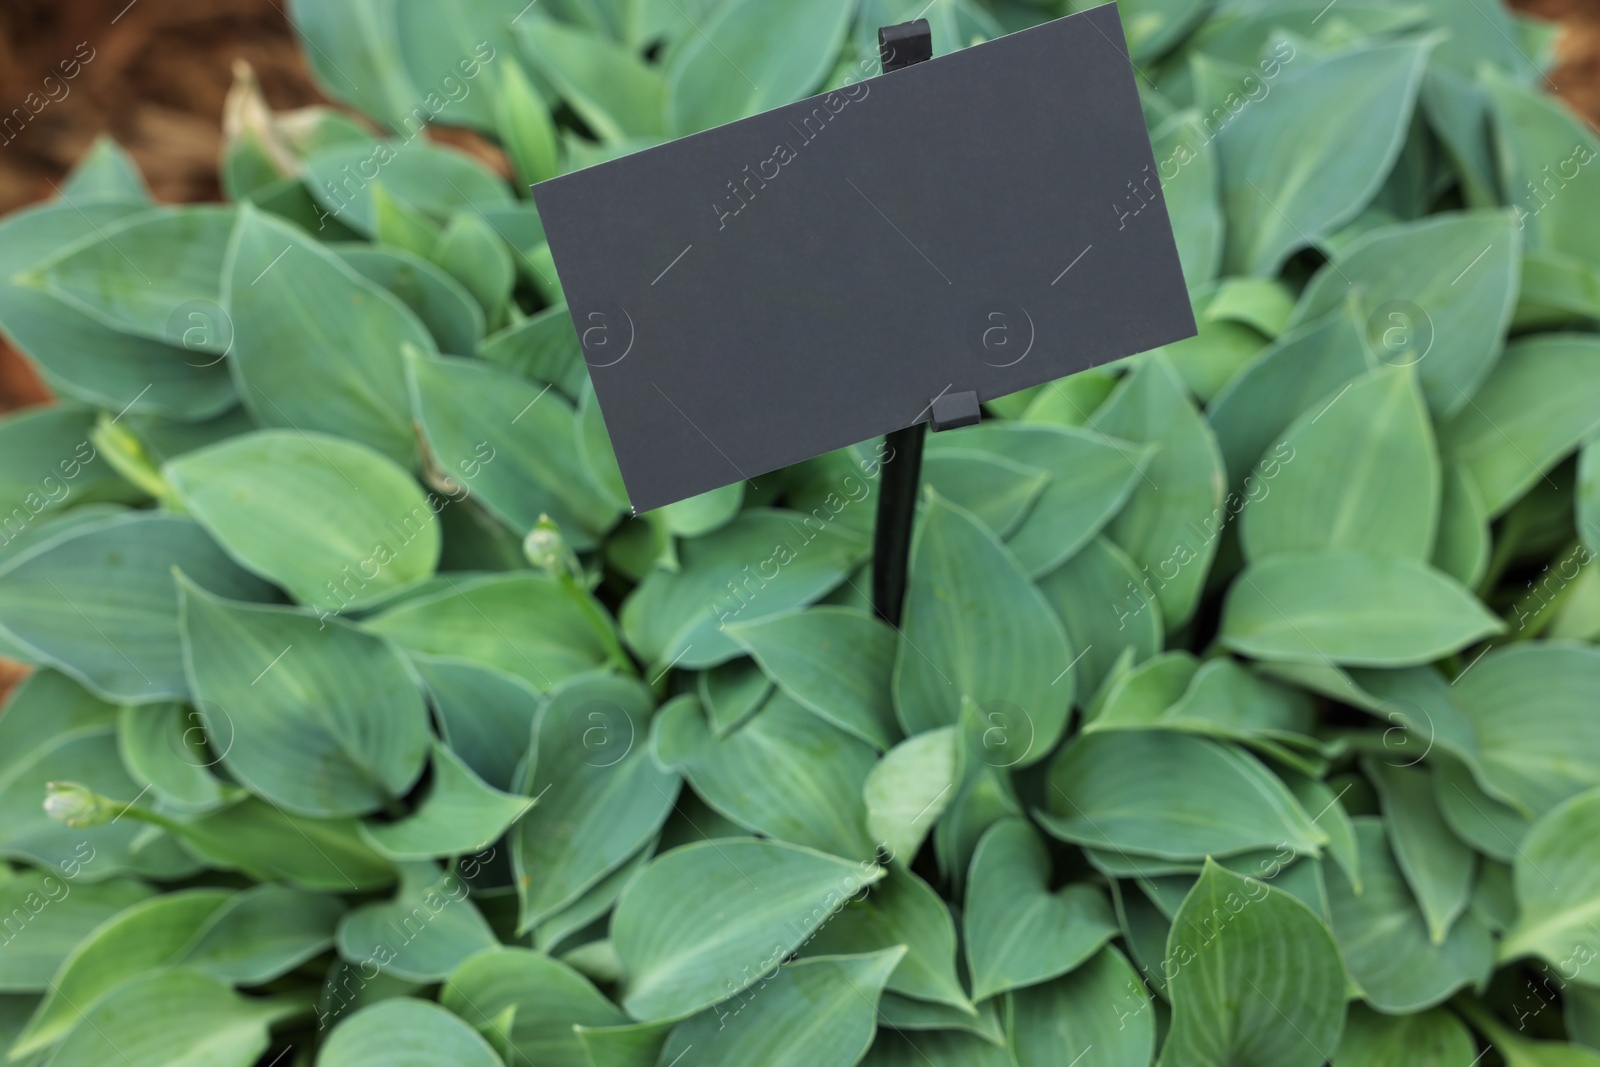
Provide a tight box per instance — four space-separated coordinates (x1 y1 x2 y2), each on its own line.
2 0 1600 1064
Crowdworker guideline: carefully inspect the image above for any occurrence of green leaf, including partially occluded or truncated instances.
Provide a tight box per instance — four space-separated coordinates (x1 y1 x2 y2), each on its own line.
804 866 969 1011
0 513 275 703
863 1028 1016 1066
60 135 151 204
1041 731 1325 861
28 206 235 348
363 740 532 859
44 968 289 1067
303 141 512 237
0 405 138 529
1153 112 1223 289
1217 39 1431 275
180 581 431 818
612 838 883 1021
518 18 664 142
432 213 514 322
494 60 560 186
664 0 854 135
1221 551 1503 666
167 430 441 610
1152 290 1271 405
695 659 771 737
1327 819 1494 1012
1290 211 1520 415
336 862 497 982
317 997 505 1067
412 658 541 792
1037 536 1163 704
1208 305 1376 488
181 883 345 984
0 201 235 419
1446 643 1600 818
928 423 1151 577
1009 946 1155 1067
726 606 899 750
1092 658 1321 777
477 302 584 391
224 205 429 465
405 348 619 547
12 888 233 1057
921 449 1049 541
441 947 627 1067
621 508 865 671
335 243 484 355
392 1 522 133
158 797 396 891
287 0 423 130
1439 335 1600 516
117 702 228 811
865 726 959 866
652 691 875 860
877 993 1006 1046
1158 861 1346 1067
1368 761 1475 945
0 875 153 992
367 572 620 690
535 841 654 953
964 818 1118 1001
513 674 678 928
1089 354 1225 629
1501 787 1600 972
657 950 901 1067
893 492 1073 755
1432 465 1491 587
1241 365 1440 561
1486 69 1600 273
1332 1004 1477 1067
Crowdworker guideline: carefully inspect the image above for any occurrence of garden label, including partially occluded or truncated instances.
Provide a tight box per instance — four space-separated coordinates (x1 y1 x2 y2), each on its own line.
533 3 1195 512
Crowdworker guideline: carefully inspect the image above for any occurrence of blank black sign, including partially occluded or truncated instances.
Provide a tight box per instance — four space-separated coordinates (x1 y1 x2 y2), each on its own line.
533 3 1194 513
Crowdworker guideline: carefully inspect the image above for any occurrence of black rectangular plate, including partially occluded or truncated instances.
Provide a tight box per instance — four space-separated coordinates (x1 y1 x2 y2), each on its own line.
533 3 1195 512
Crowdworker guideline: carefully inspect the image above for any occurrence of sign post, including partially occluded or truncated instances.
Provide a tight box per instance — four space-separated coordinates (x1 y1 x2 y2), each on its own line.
532 3 1196 620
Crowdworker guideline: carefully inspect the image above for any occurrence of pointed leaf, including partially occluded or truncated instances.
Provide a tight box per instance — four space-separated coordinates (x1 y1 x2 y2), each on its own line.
1158 861 1346 1067
167 429 441 610
0 513 274 703
652 691 875 860
612 838 883 1021
964 818 1118 1000
893 492 1073 756
1221 551 1503 666
513 674 678 927
224 206 429 464
363 740 532 859
1241 366 1440 561
1089 354 1225 629
181 582 431 817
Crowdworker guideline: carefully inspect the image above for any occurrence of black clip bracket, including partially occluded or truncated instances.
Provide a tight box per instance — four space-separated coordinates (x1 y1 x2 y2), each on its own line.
878 19 932 73
930 390 981 432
